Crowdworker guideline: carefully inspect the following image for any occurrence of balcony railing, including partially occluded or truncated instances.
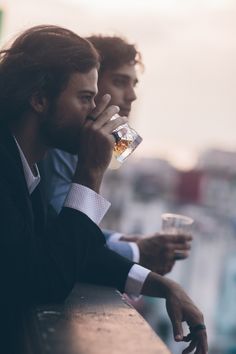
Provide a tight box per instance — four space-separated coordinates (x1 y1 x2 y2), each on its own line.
23 283 171 354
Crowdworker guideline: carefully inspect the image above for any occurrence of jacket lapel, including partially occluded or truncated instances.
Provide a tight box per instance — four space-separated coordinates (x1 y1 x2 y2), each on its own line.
30 186 46 235
0 126 34 230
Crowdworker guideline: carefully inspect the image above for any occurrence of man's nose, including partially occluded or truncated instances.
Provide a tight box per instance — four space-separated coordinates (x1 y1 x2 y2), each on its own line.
90 99 96 111
126 86 137 103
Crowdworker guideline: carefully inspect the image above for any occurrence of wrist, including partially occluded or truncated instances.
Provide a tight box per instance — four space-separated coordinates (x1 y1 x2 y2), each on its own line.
73 169 103 193
141 272 176 299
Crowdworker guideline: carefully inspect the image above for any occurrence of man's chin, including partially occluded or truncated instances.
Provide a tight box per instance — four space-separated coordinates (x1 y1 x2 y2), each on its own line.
120 109 131 117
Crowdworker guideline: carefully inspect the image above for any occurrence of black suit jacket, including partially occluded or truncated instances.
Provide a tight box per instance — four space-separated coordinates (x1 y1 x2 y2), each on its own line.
0 125 134 352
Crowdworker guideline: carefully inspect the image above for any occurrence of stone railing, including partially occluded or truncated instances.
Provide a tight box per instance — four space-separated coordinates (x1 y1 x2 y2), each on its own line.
23 283 171 354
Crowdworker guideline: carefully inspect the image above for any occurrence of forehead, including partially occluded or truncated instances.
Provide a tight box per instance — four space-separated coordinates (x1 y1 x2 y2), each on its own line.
101 64 138 82
65 68 98 93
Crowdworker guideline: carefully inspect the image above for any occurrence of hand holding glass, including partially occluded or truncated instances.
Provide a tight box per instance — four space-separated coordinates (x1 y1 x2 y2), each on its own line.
161 213 194 260
109 114 142 168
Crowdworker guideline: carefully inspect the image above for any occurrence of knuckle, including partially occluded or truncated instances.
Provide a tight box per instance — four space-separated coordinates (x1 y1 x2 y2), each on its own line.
90 123 98 131
107 105 119 117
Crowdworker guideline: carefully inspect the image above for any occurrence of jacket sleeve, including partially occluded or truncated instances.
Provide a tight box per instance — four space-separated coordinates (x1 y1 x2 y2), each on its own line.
49 207 134 292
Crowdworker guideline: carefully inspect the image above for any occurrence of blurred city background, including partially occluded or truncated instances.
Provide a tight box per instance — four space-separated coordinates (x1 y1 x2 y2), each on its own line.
0 0 236 353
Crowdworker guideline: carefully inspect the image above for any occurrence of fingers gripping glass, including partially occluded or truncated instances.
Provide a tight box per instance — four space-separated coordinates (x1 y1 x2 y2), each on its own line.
112 131 121 144
161 213 194 260
111 114 142 164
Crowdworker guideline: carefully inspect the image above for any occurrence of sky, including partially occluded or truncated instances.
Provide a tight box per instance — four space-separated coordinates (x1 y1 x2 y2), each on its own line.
0 0 235 168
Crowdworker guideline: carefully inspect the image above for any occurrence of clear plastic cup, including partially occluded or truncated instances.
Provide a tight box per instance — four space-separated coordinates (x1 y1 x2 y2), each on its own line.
161 213 194 234
161 213 194 260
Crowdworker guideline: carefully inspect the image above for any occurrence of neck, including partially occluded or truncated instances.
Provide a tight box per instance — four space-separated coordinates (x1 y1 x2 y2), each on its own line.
10 115 47 172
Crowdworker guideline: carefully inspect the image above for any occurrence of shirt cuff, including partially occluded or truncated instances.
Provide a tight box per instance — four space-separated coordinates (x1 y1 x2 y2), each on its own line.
108 232 123 242
64 183 111 225
108 233 140 263
129 242 140 263
124 264 151 296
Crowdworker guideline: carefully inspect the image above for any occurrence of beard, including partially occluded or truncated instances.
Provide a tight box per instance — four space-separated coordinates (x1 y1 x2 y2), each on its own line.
39 103 82 155
41 122 80 154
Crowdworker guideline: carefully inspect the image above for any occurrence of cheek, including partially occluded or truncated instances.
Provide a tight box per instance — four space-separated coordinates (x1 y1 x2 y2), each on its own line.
98 82 122 104
60 99 87 121
107 88 123 105
48 108 78 132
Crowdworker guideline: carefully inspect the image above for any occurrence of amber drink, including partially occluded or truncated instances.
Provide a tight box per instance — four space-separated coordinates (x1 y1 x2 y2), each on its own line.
109 114 142 168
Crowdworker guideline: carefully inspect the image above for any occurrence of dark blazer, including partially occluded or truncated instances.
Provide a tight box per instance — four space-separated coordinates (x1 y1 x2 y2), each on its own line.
0 125 134 352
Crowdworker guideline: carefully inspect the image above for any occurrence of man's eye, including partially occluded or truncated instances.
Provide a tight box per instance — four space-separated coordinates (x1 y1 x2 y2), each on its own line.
113 79 127 87
81 96 92 103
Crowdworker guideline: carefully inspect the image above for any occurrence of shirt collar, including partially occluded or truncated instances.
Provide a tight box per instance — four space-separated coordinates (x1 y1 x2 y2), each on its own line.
14 137 41 194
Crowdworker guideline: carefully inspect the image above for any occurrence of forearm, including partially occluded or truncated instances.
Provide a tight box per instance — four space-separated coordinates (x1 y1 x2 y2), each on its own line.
141 272 176 299
72 168 104 194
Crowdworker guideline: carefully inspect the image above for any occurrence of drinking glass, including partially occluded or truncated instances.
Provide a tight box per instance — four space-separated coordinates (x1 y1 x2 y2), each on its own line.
109 114 142 169
161 213 194 259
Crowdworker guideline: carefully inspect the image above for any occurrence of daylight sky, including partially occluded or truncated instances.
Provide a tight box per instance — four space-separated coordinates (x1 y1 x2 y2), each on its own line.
0 0 235 168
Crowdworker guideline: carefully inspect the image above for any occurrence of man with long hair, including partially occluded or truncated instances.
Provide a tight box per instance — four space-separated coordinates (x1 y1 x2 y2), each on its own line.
0 25 207 353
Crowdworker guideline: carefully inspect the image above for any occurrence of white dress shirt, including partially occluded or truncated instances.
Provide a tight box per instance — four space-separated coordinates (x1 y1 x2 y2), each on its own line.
15 138 150 296
107 232 140 263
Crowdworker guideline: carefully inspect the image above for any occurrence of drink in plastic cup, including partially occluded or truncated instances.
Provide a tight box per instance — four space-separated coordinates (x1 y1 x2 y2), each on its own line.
161 213 194 234
109 114 142 169
161 213 194 259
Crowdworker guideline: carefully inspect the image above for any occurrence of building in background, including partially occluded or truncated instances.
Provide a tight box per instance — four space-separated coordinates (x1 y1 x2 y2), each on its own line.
101 149 236 354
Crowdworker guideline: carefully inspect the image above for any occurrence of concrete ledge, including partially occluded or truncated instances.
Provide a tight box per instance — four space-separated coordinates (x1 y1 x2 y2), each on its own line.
25 283 171 354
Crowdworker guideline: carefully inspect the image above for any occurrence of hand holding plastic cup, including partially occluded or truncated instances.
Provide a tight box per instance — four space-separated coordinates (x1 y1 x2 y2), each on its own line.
161 213 194 260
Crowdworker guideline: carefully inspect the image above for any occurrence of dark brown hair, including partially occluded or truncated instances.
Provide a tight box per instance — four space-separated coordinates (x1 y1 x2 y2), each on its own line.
0 25 99 123
86 35 143 74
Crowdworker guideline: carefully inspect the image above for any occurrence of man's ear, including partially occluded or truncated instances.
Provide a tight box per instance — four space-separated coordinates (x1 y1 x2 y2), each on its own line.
30 93 48 114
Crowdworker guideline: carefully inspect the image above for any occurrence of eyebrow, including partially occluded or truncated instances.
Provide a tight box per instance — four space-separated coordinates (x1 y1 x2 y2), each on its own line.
111 73 139 85
78 90 97 96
